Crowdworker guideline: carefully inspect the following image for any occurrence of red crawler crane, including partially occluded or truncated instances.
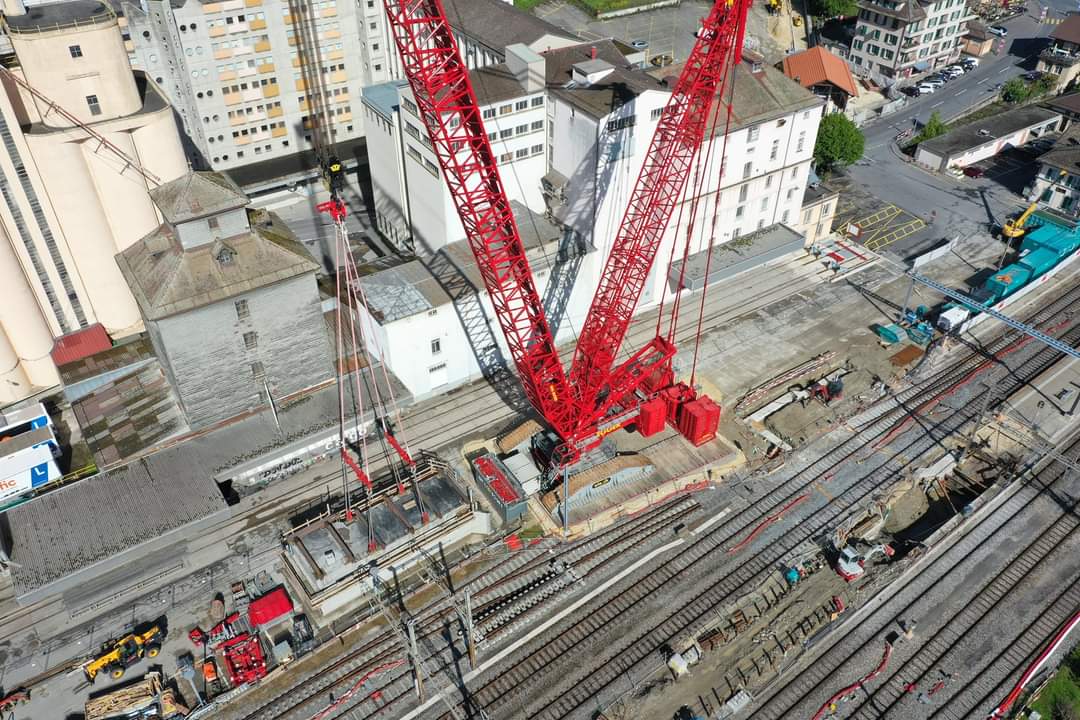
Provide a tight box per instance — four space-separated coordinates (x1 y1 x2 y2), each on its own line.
379 0 752 470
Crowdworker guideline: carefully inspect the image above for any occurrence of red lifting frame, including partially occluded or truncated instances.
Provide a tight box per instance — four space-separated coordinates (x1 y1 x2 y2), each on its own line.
381 0 576 438
567 0 749 438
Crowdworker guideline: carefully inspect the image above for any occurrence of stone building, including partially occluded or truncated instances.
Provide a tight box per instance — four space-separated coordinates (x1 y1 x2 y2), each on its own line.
0 0 187 405
116 171 332 429
848 0 973 79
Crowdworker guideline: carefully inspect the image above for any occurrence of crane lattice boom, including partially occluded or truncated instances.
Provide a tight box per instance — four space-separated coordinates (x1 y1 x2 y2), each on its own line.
380 0 752 462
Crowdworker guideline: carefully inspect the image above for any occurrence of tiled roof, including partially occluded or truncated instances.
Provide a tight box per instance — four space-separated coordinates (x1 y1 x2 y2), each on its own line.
545 41 666 118
781 46 858 98
1052 15 1080 46
51 324 112 367
149 171 248 225
117 211 319 320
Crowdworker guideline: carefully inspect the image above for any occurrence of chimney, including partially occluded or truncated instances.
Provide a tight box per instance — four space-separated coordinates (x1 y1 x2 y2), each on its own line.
505 43 545 93
591 46 597 60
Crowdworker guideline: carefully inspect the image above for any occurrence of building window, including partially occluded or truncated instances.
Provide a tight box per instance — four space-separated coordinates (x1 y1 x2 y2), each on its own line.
531 96 544 107
782 209 789 223
431 338 441 355
803 208 813 223
760 197 769 211
482 108 495 119
235 298 250 319
742 161 752 179
531 143 543 155
499 104 512 115
515 100 528 111
821 203 831 216
736 205 745 218
770 140 779 160
607 116 636 133
516 147 529 159
243 331 258 349
651 107 664 121
429 363 447 374
738 184 748 202
499 128 512 139
747 124 760 142
208 217 219 231
531 120 543 131
797 131 806 153
69 45 83 58
86 95 102 116
251 361 265 378
765 175 773 189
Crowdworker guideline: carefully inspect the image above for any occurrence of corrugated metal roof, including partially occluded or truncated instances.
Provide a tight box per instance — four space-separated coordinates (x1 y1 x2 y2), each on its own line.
51 324 112 367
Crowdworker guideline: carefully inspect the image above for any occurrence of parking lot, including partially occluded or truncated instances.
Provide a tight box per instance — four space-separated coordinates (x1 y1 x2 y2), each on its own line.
534 0 803 66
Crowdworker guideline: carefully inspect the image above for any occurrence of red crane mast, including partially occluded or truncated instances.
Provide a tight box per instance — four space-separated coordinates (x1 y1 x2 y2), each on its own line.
381 0 751 464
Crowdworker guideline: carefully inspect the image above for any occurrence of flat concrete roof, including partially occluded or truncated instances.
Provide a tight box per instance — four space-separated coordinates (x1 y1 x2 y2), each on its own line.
4 0 113 33
669 223 805 291
918 105 1061 158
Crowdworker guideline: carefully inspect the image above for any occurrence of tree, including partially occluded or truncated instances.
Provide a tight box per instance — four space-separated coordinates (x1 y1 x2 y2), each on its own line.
813 112 864 170
809 0 858 17
1002 77 1031 103
914 111 947 143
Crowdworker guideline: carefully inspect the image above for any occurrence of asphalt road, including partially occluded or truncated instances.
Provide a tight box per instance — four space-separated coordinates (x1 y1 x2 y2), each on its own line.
842 7 1062 258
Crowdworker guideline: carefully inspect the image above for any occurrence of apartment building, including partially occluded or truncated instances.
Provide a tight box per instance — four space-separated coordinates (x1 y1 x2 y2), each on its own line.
1037 16 1080 89
1029 128 1080 218
358 40 824 398
849 0 973 79
122 0 381 173
0 0 187 405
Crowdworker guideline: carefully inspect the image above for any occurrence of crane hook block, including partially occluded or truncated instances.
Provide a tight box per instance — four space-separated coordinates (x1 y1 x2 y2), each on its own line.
316 199 348 222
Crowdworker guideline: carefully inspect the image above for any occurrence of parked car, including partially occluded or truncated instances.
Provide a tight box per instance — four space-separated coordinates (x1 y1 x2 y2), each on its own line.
917 83 937 94
903 85 922 97
989 24 1008 37
630 39 648 50
944 65 966 76
923 77 946 88
1024 70 1044 81
963 166 986 178
961 56 979 67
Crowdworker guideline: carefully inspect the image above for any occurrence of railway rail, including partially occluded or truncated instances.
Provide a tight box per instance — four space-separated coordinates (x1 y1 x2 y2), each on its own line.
231 495 698 720
246 278 1080 720
414 286 1080 720
754 429 1080 720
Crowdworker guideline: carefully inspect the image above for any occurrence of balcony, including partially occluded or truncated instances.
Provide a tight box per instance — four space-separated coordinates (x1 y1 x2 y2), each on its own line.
1040 48 1080 67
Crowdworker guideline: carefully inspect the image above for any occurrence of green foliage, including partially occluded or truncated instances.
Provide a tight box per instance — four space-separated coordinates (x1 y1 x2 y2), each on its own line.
1029 646 1080 720
808 0 858 17
913 111 947 144
1001 77 1031 103
813 112 864 169
514 0 546 8
1036 73 1061 95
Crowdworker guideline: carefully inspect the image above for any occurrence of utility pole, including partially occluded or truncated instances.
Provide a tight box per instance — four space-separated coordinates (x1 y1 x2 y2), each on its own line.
416 545 479 670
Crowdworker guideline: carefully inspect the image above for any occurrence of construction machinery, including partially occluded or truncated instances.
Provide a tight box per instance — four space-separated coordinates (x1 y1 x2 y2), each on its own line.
1003 168 1065 239
834 543 894 581
83 624 164 683
377 0 753 481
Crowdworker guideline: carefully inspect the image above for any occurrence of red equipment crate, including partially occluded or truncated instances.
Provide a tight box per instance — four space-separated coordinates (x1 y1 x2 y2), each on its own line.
636 397 667 437
248 587 293 627
677 396 721 446
219 633 268 686
659 383 695 424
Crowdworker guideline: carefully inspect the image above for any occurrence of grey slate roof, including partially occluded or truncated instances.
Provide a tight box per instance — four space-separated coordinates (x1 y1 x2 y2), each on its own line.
442 0 578 52
650 60 822 133
1046 92 1080 118
4 454 226 596
856 0 925 23
150 171 249 225
1037 126 1080 174
362 80 409 119
546 40 666 118
918 105 1061 158
4 0 114 32
117 210 320 320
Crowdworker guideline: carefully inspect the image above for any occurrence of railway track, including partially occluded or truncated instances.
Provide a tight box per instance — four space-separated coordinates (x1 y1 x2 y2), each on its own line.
752 430 1080 720
256 279 1080 720
231 495 698 720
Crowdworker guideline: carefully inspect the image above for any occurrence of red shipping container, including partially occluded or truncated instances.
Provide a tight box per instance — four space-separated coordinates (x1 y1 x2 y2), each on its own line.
248 587 293 627
637 397 667 437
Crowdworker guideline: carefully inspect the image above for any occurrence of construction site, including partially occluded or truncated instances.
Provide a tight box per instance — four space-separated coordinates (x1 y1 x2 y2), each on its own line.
0 0 1079 716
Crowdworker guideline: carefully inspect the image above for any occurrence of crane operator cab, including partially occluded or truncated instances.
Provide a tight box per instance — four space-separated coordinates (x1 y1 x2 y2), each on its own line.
324 156 346 198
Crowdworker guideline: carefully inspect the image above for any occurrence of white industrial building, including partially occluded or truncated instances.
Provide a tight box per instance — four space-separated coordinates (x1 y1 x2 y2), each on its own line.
359 40 825 400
